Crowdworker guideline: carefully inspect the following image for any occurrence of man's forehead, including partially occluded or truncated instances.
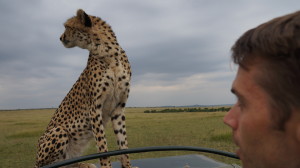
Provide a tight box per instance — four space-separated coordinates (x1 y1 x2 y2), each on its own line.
233 64 267 98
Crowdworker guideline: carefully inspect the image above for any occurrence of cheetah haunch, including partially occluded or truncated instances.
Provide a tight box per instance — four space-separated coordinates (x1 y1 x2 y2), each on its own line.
35 9 133 168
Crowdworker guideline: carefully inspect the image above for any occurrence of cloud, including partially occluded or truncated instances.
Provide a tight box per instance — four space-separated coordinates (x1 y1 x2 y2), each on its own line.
128 70 235 107
0 0 299 109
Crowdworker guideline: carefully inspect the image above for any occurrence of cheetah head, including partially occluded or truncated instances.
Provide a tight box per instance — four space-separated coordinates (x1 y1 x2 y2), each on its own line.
60 9 93 49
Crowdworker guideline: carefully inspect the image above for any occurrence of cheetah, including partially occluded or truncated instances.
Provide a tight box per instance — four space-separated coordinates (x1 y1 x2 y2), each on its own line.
35 9 134 168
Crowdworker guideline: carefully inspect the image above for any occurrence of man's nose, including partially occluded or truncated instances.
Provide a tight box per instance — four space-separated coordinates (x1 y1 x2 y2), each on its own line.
223 105 238 130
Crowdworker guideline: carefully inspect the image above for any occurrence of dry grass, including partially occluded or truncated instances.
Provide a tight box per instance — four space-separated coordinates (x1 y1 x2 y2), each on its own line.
0 107 240 168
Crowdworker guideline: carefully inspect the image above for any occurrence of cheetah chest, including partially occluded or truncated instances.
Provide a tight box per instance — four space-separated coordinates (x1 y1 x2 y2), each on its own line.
100 68 129 117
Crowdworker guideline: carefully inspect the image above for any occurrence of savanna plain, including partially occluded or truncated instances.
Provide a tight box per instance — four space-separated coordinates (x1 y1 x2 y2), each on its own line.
0 107 241 168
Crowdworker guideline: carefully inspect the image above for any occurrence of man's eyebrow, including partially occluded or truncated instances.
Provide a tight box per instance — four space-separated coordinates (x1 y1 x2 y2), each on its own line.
231 87 246 103
231 88 237 95
231 87 244 97
231 87 242 98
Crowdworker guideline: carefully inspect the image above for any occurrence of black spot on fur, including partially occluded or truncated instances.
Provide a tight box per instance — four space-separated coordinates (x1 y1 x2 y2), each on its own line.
56 143 61 149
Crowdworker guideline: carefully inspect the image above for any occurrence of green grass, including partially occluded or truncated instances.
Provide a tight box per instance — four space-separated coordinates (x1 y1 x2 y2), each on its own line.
0 108 240 168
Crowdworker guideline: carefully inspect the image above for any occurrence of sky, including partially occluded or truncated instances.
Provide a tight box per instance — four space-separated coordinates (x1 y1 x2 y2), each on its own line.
0 0 299 109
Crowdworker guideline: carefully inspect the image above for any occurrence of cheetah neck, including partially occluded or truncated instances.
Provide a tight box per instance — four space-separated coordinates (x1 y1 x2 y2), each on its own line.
87 48 130 71
88 51 116 66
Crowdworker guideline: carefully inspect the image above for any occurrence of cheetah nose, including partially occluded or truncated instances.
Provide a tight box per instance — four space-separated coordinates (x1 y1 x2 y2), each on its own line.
60 34 65 42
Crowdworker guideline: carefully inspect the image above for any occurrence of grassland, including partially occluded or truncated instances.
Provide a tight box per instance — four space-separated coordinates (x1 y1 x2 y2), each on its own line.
0 107 240 168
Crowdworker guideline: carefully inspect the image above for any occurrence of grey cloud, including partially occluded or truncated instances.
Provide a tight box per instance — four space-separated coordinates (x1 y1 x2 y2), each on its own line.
1 0 300 109
128 33 230 84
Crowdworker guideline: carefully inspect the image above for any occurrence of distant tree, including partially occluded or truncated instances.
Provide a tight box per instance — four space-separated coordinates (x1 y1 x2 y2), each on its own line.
143 106 232 113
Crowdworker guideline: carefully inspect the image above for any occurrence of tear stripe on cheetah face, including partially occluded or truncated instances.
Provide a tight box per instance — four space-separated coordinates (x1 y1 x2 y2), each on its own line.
35 9 134 168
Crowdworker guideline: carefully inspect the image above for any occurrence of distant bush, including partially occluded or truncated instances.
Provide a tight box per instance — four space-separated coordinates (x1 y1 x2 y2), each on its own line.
144 107 231 113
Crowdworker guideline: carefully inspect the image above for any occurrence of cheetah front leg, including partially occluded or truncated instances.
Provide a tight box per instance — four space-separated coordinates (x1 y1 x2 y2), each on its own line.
90 106 112 168
111 107 133 168
63 163 97 168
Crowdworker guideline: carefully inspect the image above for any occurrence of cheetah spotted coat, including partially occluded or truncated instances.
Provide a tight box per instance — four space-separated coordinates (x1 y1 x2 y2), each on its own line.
35 9 133 168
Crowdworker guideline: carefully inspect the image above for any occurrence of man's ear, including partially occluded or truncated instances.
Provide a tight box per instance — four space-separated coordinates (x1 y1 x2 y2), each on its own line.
76 9 92 27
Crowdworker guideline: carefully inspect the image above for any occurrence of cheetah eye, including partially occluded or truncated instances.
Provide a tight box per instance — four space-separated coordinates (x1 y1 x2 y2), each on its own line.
64 25 71 30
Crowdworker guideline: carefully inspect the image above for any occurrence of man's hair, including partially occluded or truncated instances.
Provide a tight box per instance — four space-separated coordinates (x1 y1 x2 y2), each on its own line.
231 11 300 129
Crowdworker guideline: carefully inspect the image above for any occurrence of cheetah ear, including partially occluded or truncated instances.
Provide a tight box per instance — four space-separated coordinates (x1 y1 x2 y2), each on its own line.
76 9 92 27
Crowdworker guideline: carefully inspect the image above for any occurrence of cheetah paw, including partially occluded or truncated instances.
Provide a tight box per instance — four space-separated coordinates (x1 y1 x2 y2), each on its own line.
78 163 97 168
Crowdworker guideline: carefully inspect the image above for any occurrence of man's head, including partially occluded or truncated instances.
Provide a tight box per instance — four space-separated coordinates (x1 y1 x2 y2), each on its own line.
232 11 300 129
224 11 300 168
